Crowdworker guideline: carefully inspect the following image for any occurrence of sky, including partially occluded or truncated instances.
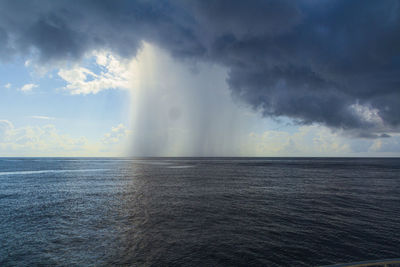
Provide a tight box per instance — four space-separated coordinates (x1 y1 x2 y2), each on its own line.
0 0 400 157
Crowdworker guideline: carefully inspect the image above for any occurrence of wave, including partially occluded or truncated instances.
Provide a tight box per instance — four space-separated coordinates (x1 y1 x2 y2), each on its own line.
167 165 195 169
131 160 174 166
0 169 110 176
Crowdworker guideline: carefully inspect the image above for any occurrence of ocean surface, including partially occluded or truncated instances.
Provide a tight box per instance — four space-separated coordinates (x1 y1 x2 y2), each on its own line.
0 158 400 266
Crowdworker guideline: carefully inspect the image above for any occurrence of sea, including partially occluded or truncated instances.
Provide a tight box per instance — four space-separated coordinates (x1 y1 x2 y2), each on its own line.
0 157 399 266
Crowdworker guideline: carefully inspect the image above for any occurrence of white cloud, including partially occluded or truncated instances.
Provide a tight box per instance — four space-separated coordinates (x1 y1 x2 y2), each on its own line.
241 124 400 156
243 125 351 156
0 121 88 156
30 115 55 120
58 51 134 95
101 123 130 145
0 120 132 156
0 120 13 140
350 103 383 125
20 83 38 92
4 83 11 89
96 123 131 155
369 134 400 153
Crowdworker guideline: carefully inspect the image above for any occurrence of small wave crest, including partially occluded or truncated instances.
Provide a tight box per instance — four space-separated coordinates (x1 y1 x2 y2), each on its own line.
0 169 110 176
167 165 195 169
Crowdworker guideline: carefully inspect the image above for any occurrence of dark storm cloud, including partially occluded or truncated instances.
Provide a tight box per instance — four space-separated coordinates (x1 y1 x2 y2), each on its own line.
1 0 399 137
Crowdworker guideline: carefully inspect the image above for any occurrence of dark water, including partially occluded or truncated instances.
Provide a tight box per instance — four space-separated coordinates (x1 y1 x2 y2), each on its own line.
1 158 400 266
